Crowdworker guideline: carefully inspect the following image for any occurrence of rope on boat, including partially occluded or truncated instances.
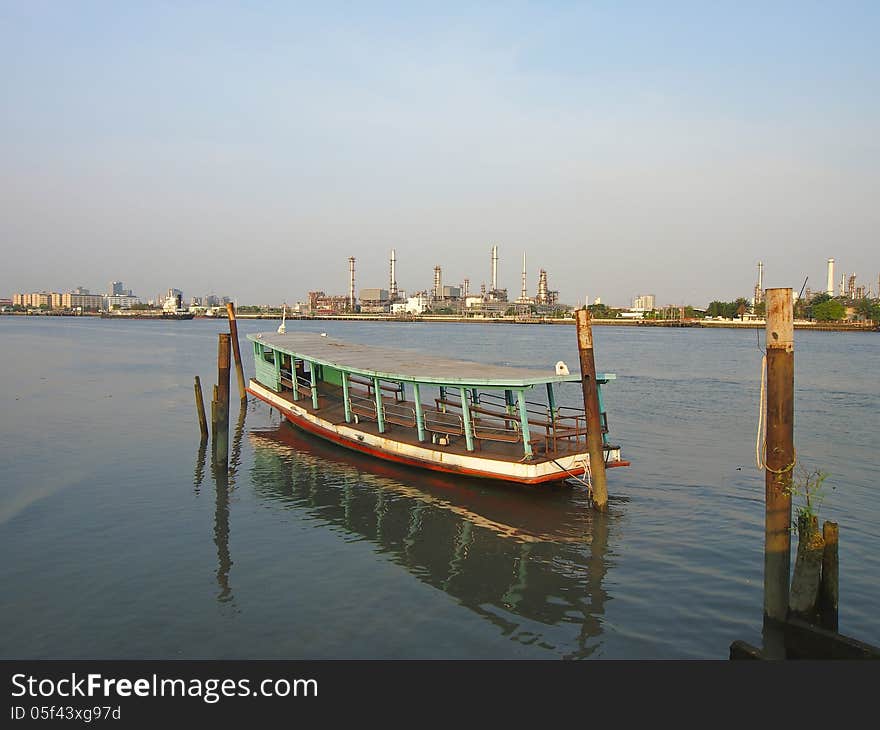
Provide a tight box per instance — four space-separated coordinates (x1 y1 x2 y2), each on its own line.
755 352 797 475
552 455 592 498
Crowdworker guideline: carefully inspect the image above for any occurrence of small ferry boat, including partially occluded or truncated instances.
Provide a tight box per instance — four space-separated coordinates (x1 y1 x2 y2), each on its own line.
245 332 628 485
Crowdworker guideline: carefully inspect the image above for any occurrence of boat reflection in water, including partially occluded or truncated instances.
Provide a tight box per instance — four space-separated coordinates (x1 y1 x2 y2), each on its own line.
248 422 619 659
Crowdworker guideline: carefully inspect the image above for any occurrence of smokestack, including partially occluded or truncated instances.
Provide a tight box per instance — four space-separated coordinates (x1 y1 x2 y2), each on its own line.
520 251 527 302
348 257 356 311
754 261 765 305
462 278 469 298
433 265 442 299
537 269 548 304
389 249 397 300
826 258 834 296
491 245 498 291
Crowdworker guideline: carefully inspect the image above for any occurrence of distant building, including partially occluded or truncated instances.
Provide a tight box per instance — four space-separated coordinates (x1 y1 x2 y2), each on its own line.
632 294 655 311
359 288 390 313
404 294 429 315
63 292 103 310
106 294 140 310
308 290 351 314
14 292 58 308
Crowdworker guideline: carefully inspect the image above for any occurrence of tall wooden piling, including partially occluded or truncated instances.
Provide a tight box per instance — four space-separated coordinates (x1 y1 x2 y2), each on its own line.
194 375 208 441
819 521 839 631
575 307 608 512
763 287 794 623
226 302 247 404
214 333 231 465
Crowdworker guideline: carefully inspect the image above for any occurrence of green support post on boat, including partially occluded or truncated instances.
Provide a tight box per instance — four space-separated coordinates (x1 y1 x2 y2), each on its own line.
342 370 352 423
413 382 426 442
546 382 557 426
517 389 532 458
460 386 475 452
310 362 319 410
374 377 385 433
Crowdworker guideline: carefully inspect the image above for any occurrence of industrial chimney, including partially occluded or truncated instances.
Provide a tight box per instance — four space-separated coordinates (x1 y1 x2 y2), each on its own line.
491 245 498 291
520 252 528 302
348 256 356 311
389 249 398 301
537 269 548 304
433 266 442 300
826 258 835 296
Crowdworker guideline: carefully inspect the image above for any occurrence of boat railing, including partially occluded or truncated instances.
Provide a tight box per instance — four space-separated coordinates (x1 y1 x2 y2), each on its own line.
471 412 522 445
476 390 550 419
383 401 417 428
295 374 313 399
348 375 406 402
280 367 294 389
349 392 379 421
433 396 610 454
423 409 464 436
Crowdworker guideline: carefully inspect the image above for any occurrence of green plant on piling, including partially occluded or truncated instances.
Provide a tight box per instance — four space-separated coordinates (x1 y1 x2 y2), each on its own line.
786 468 835 535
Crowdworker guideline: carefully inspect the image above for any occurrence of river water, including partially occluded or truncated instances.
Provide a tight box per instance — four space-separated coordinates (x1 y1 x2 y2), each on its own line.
0 316 877 659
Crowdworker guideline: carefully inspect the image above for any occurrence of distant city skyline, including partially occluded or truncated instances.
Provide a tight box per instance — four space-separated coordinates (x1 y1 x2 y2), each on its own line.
2 3 878 306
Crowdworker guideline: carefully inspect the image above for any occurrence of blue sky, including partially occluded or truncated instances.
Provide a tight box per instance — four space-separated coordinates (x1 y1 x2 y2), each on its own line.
2 1 878 305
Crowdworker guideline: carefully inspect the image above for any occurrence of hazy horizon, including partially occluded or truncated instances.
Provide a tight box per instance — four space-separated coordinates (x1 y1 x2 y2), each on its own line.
2 2 878 307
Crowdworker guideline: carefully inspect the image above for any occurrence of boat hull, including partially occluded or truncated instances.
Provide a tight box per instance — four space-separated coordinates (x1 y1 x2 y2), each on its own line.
247 380 628 486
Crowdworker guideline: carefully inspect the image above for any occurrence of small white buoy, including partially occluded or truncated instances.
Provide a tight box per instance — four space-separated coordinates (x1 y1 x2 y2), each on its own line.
320 332 327 337
555 360 570 375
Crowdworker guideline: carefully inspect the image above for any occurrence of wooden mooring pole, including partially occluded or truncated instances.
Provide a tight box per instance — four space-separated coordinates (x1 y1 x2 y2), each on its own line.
819 521 839 631
575 307 609 512
763 288 794 623
226 302 247 404
214 333 231 465
194 375 208 441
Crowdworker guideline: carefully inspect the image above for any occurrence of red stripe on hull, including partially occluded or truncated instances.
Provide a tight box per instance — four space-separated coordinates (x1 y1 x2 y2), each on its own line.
248 386 628 486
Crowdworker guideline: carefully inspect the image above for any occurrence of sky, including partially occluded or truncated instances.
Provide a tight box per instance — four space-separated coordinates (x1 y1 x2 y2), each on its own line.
2 1 878 307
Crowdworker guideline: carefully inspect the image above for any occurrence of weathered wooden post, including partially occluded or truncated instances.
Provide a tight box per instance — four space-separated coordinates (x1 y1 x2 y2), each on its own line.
575 307 608 511
194 375 208 441
764 287 794 623
788 514 824 624
226 302 247 404
819 521 839 631
211 384 219 442
214 333 231 465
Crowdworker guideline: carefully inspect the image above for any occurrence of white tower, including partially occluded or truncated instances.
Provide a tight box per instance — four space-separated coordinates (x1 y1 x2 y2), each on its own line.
754 261 764 305
520 252 528 302
433 266 442 300
826 258 835 296
348 257 356 311
389 249 398 301
491 245 498 291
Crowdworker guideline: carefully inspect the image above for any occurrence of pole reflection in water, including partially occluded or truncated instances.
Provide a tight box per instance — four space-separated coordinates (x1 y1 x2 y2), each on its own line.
248 423 617 659
201 402 248 605
227 400 250 489
193 437 208 493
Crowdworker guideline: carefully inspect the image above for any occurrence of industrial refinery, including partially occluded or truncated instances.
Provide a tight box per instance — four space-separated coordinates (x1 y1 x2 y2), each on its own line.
306 245 559 317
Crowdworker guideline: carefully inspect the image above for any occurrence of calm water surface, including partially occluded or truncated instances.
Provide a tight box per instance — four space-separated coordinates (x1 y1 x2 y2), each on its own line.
0 316 877 658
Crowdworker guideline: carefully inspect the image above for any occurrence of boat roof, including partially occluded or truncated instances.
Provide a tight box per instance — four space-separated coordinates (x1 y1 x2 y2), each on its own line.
248 332 615 388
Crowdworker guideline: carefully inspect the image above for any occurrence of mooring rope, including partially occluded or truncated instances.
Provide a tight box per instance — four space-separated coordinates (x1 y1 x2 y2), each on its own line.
552 455 592 495
755 352 797 475
756 354 767 470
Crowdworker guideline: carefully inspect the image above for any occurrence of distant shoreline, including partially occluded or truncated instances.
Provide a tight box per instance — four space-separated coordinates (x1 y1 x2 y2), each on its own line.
3 310 876 332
